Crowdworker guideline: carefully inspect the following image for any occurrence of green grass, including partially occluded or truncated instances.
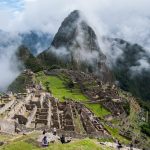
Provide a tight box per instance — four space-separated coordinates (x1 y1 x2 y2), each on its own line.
36 72 88 102
0 134 13 142
0 141 36 150
36 72 110 118
104 125 130 145
85 103 111 118
1 138 114 150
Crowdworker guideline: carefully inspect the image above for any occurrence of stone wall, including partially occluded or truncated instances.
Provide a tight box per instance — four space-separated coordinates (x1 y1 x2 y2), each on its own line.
0 99 15 114
0 119 15 134
26 106 37 128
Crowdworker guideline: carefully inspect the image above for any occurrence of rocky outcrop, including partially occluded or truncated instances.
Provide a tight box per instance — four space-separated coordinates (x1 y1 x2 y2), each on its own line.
38 10 112 82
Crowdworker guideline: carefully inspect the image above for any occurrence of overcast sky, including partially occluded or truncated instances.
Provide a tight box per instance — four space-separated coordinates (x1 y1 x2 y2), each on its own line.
0 0 150 48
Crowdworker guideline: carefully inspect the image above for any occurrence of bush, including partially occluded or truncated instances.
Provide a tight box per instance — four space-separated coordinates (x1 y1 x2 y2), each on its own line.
141 123 150 136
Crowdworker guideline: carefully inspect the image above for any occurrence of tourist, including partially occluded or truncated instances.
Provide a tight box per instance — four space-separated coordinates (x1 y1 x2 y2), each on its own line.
42 136 48 147
59 135 71 144
60 134 65 144
130 143 133 150
116 140 122 150
53 127 56 135
43 129 46 135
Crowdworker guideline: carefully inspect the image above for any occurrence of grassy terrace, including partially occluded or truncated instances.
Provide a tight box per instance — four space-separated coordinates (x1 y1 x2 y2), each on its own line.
104 125 130 145
85 103 110 118
35 71 111 119
36 72 88 102
0 132 114 150
0 140 114 150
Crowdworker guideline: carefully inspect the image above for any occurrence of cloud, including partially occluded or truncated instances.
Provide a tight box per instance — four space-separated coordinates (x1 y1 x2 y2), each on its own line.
1 0 150 42
130 58 150 75
0 44 21 91
2 0 150 64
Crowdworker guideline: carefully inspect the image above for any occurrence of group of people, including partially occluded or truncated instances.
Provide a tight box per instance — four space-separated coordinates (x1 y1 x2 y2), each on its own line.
41 128 72 147
116 140 134 150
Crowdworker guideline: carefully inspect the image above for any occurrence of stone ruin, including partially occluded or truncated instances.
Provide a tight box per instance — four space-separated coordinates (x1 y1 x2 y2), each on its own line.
0 69 112 139
0 88 110 138
61 69 126 117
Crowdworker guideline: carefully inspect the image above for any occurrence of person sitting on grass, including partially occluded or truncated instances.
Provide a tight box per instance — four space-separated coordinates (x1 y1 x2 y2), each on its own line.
59 134 71 144
43 129 46 135
42 136 48 147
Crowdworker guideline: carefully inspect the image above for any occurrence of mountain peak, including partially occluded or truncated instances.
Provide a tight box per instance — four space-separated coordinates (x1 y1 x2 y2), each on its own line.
68 10 80 18
51 10 81 48
39 10 112 82
51 9 100 52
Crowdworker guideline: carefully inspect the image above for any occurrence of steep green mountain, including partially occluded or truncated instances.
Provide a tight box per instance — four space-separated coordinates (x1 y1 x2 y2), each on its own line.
8 71 33 93
38 10 150 104
38 10 112 82
8 46 43 92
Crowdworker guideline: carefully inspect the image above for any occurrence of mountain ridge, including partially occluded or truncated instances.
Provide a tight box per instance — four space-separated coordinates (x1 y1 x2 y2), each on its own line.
38 10 112 82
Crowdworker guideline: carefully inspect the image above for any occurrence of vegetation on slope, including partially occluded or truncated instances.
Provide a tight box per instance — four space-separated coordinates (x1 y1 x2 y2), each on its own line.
0 132 114 150
85 103 110 118
35 71 111 119
112 39 150 104
104 125 130 145
141 123 150 136
16 45 43 72
8 73 32 93
35 71 88 102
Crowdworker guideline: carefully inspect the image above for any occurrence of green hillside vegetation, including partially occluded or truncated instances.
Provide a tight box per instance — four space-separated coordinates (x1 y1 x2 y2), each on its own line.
16 45 43 72
104 125 130 145
113 40 150 104
1 140 112 150
85 103 111 118
141 123 150 136
35 71 88 102
8 73 32 93
0 132 114 150
35 72 111 119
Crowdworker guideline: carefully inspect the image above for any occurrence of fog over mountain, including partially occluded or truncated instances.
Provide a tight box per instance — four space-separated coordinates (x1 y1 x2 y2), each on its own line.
0 30 52 91
1 0 150 91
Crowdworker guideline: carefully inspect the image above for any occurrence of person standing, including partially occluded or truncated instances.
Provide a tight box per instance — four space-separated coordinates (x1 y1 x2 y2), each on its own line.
130 143 133 150
53 127 56 135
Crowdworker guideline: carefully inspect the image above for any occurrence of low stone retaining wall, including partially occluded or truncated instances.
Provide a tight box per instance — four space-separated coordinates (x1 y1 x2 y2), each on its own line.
0 100 15 114
0 119 15 134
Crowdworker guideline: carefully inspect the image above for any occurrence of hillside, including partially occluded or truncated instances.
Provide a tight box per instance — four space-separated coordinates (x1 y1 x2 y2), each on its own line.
37 10 150 106
0 132 114 150
104 38 150 103
1 9 150 150
16 45 43 72
5 69 150 149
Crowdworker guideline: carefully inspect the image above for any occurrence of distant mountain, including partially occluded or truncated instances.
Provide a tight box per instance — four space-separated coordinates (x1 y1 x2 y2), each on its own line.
103 37 150 102
16 45 43 72
0 30 52 55
38 10 112 82
20 31 52 55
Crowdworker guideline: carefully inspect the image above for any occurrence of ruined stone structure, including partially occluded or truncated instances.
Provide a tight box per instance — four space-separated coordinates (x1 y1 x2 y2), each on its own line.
0 89 110 138
61 69 126 117
0 69 115 138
